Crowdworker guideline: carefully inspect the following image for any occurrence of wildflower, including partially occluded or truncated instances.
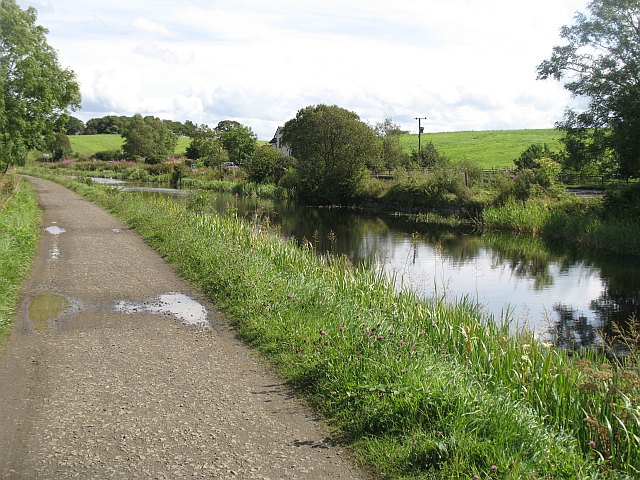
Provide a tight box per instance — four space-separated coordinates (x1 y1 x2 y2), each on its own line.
378 335 384 340
339 325 345 333
399 340 406 346
473 476 480 480
431 322 437 328
412 344 417 350
589 440 597 448
491 465 498 472
401 369 406 374
320 330 327 336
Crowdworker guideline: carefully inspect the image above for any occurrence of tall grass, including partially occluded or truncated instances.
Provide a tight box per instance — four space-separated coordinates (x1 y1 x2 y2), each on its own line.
48 174 639 478
484 197 640 256
0 175 42 342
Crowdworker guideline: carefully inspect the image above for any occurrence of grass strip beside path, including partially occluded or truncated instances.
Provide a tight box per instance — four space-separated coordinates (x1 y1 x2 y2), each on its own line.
0 176 42 342
50 176 639 479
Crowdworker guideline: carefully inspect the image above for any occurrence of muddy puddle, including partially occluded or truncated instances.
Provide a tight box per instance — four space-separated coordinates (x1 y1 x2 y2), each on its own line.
45 225 65 235
29 294 69 332
115 293 209 327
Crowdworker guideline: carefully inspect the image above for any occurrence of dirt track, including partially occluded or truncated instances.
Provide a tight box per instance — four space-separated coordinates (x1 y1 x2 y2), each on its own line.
0 177 368 479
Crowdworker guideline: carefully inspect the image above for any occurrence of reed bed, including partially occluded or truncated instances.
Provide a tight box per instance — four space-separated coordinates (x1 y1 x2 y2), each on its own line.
53 177 640 478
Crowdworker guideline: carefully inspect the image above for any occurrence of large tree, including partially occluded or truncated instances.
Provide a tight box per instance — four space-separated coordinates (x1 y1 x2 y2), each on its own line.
214 120 257 165
186 124 228 166
122 114 177 161
538 0 640 178
282 104 379 203
0 0 80 170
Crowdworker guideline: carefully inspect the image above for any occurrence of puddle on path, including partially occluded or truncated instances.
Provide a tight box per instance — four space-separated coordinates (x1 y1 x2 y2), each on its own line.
49 244 60 260
45 225 66 235
29 294 69 332
115 293 209 327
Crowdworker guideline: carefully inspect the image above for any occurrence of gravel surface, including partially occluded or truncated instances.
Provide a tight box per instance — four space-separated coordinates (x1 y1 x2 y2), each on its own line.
0 178 370 480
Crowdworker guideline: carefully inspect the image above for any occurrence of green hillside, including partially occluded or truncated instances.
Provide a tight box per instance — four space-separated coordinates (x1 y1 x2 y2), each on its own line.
401 129 563 168
69 135 191 156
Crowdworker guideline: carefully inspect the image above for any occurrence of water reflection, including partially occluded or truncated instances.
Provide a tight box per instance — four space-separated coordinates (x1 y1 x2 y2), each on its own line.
145 189 640 350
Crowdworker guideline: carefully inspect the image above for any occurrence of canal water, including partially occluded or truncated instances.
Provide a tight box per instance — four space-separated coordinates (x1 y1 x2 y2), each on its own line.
107 179 639 351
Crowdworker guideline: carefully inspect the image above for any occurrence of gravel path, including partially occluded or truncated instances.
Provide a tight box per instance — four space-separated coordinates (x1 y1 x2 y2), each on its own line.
0 178 369 480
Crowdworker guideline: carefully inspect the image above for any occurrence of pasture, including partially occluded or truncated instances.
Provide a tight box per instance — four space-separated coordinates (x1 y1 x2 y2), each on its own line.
401 129 563 168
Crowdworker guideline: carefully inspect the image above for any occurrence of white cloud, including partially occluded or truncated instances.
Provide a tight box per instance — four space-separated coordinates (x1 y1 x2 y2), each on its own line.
17 0 587 138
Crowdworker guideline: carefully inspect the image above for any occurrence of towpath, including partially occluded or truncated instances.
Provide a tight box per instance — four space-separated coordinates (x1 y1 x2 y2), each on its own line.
0 177 369 480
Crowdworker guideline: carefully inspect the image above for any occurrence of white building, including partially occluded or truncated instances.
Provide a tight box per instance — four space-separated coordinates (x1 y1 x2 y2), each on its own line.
268 126 292 156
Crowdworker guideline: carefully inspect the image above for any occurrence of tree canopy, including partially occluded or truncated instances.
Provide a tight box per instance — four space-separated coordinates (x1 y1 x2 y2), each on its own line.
0 0 80 170
122 114 178 161
214 120 257 164
282 104 378 203
538 0 640 177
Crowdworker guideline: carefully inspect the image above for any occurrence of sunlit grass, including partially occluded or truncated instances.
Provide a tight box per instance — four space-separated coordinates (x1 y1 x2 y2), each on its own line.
40 173 639 479
0 175 42 342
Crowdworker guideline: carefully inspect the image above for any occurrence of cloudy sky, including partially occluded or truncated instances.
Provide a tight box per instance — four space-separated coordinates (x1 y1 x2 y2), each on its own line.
18 0 587 139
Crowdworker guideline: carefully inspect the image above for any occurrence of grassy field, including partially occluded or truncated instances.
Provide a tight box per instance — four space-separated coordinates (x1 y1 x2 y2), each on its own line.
401 129 563 168
70 130 562 168
69 135 191 156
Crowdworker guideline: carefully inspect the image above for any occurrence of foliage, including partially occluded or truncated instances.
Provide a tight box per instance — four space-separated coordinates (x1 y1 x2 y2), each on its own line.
382 166 472 209
538 0 640 178
84 115 131 135
47 132 72 161
245 145 295 184
122 114 178 160
185 125 228 166
514 143 560 170
214 120 257 164
374 118 409 170
513 158 564 199
411 141 449 168
0 0 81 170
282 104 379 203
56 114 85 135
92 149 127 162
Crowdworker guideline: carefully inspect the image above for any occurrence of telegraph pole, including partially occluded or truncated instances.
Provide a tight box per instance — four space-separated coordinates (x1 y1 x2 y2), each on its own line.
414 117 427 154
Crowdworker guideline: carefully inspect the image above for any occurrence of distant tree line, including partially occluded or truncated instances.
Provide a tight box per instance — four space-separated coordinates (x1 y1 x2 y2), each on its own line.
57 114 199 137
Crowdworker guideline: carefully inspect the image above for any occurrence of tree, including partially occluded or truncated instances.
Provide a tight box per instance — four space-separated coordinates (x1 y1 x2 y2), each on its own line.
374 118 409 171
538 0 640 178
0 0 80 171
214 120 257 164
122 114 177 160
514 143 560 170
186 124 228 166
282 104 379 203
84 115 130 135
56 114 85 135
246 145 295 184
47 132 71 161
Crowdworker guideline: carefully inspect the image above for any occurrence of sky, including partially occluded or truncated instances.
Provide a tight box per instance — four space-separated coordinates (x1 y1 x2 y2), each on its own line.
17 0 588 139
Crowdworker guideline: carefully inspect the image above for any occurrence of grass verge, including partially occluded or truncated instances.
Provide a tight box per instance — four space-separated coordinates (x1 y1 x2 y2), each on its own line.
39 173 639 479
0 175 42 342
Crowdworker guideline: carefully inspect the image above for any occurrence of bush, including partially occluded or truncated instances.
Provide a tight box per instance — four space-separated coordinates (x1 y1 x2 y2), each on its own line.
93 150 126 162
144 154 165 165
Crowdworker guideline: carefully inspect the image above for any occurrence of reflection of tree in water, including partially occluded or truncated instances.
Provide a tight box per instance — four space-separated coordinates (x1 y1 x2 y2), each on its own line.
483 233 557 290
549 256 640 352
550 304 602 351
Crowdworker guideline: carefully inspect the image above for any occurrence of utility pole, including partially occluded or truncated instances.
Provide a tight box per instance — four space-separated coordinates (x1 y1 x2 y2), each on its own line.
414 117 427 154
